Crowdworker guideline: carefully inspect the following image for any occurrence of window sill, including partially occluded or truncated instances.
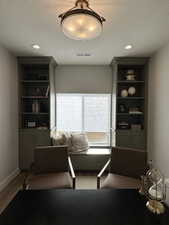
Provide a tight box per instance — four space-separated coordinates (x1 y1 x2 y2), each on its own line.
70 147 111 156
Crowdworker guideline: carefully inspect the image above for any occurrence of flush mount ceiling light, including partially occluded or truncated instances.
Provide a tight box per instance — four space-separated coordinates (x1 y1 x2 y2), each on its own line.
59 0 106 40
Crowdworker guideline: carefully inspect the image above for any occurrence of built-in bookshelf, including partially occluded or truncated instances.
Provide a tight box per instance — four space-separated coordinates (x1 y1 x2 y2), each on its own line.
18 57 57 129
18 57 57 170
111 57 149 150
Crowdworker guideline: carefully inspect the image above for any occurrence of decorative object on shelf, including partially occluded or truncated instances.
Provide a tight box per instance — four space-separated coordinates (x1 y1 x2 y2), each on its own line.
38 74 48 80
121 89 128 97
58 0 106 40
129 107 143 115
35 88 42 96
27 122 36 128
118 104 127 113
145 161 166 214
128 86 136 96
126 70 136 81
45 85 50 97
37 123 48 130
117 121 130 129
37 127 48 130
131 124 142 131
32 101 40 113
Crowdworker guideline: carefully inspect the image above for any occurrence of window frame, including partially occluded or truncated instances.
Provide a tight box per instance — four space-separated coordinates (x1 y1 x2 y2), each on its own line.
56 93 111 147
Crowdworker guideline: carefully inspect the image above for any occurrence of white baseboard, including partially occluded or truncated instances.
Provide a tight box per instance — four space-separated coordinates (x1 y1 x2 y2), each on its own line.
0 168 20 192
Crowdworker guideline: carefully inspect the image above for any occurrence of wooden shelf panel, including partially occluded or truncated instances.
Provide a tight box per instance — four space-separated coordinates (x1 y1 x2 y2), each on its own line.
22 112 49 115
22 80 49 83
117 113 144 116
118 80 144 84
117 97 144 100
116 129 145 132
22 96 48 99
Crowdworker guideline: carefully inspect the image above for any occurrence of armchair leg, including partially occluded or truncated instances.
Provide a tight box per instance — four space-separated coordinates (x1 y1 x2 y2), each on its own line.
22 183 27 190
22 171 29 190
97 177 100 189
73 177 76 189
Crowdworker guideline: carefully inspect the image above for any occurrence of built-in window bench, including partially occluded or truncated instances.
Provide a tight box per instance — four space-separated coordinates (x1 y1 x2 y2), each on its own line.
69 148 111 171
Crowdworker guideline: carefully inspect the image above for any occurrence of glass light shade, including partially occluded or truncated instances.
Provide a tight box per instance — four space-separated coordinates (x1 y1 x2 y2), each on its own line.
61 13 103 40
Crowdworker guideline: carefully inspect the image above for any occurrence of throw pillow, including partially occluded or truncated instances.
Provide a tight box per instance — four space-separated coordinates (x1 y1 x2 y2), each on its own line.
71 133 89 152
52 131 67 146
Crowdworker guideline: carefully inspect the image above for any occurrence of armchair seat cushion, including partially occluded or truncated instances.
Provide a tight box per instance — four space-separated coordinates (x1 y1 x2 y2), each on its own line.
27 172 72 190
101 173 141 189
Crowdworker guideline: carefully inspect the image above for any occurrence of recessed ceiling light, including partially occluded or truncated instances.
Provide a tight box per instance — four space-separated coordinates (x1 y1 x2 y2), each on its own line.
32 44 40 49
125 45 132 50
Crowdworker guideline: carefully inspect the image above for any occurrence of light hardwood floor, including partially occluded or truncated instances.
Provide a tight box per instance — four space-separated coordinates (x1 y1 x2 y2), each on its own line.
0 173 25 214
0 172 106 214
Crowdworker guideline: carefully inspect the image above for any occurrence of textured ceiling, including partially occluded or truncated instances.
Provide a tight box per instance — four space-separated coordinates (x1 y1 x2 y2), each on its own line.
0 0 169 65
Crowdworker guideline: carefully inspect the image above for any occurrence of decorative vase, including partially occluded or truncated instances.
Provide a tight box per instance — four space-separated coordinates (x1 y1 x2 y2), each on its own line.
128 87 136 96
121 89 128 97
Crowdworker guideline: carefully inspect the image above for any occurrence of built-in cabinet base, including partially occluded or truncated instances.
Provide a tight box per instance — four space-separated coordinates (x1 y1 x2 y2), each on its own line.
19 129 51 170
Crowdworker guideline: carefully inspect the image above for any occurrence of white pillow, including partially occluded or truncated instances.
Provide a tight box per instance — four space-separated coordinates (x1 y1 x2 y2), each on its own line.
62 132 73 152
51 131 67 146
71 133 89 152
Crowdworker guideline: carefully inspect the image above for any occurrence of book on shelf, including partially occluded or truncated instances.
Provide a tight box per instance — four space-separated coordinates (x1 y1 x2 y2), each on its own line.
32 101 40 113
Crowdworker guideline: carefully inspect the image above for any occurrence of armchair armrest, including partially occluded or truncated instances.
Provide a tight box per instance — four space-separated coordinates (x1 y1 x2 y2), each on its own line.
97 158 111 189
68 156 76 189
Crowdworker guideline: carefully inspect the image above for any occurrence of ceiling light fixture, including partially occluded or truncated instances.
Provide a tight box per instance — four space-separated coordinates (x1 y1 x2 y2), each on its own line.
59 0 106 40
32 44 40 49
125 45 133 50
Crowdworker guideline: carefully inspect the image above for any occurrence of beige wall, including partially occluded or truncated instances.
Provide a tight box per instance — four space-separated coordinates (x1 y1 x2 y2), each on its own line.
0 45 19 191
55 65 112 93
148 41 169 204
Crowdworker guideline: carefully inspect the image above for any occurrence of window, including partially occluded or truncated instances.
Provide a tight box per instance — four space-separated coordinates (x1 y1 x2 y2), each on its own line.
56 94 111 146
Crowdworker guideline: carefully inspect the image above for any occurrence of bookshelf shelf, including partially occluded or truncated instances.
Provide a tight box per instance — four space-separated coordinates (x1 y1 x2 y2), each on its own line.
117 97 144 100
22 80 49 83
117 80 144 84
21 96 49 99
117 113 144 116
22 112 49 115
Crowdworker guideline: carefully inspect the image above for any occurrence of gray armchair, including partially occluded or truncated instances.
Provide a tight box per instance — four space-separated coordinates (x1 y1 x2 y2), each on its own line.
97 147 147 189
23 145 76 190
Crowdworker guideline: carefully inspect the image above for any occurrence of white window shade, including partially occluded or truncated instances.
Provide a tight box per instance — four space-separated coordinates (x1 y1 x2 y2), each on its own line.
57 95 82 132
55 66 112 94
84 96 110 132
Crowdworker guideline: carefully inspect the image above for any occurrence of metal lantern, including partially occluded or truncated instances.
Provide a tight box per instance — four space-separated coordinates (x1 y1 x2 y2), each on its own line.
145 161 166 214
